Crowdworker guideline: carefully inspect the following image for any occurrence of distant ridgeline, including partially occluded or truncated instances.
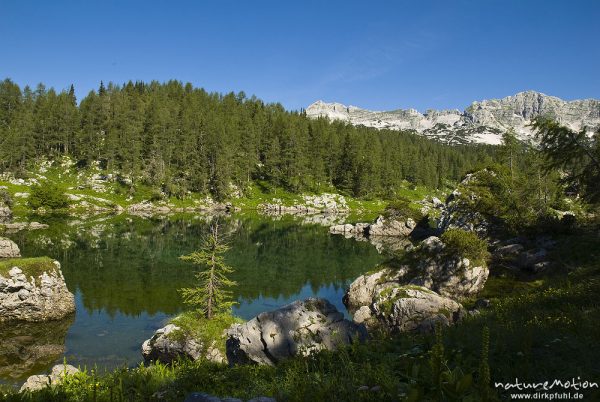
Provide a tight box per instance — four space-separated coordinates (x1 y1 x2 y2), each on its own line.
0 79 497 199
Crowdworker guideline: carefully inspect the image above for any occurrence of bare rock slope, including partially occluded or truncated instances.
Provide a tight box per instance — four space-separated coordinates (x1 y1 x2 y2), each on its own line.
307 91 600 145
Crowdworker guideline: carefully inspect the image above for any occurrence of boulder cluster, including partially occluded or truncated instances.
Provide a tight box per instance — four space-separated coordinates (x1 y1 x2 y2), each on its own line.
259 193 348 216
127 200 236 217
20 364 79 392
492 236 556 274
330 215 416 238
329 215 422 253
343 235 489 333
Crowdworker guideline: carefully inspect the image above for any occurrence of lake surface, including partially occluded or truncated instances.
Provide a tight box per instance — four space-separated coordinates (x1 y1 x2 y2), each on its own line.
0 213 383 386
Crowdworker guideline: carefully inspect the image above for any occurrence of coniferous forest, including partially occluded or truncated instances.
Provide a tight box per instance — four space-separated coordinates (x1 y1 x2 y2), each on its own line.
0 79 496 199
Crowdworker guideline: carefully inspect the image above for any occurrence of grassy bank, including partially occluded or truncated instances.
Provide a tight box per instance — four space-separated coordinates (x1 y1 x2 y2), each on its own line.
0 157 453 223
0 257 56 280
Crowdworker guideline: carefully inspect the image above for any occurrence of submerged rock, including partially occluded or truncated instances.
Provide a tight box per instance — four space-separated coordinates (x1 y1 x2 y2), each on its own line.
0 237 21 258
20 364 80 392
142 323 224 364
0 260 75 322
226 298 367 366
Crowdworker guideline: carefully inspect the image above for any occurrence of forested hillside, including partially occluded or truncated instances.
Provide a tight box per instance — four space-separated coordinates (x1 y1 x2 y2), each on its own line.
0 79 496 199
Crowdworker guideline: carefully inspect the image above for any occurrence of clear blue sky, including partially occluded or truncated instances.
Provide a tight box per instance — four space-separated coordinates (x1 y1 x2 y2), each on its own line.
1 0 598 112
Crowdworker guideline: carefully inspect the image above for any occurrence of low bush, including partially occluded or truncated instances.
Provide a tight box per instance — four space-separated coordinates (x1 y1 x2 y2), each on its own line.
27 182 70 210
383 197 421 221
441 228 489 266
170 312 241 354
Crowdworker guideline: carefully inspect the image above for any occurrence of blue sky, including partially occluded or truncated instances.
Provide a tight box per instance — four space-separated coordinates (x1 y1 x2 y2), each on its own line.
1 0 599 111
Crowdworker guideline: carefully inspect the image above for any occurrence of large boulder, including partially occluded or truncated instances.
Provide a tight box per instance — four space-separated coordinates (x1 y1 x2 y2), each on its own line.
345 236 488 311
343 268 401 310
142 323 224 364
344 235 489 332
410 237 489 299
371 285 463 333
226 298 367 366
0 260 75 322
367 215 416 237
0 237 21 258
20 364 79 392
347 281 463 333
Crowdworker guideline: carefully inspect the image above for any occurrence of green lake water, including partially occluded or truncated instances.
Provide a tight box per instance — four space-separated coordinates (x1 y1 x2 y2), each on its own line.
0 213 383 386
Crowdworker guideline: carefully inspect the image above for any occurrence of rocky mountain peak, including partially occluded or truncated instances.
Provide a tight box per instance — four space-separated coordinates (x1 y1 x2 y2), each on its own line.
306 92 600 145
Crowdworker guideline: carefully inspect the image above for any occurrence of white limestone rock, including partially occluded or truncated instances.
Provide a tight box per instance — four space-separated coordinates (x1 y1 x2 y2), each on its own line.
226 298 367 366
306 91 600 145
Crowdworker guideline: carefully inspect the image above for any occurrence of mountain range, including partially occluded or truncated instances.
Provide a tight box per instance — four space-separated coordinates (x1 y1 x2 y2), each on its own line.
306 91 600 145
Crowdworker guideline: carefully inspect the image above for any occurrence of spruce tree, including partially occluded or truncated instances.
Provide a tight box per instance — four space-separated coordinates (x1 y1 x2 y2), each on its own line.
179 222 237 319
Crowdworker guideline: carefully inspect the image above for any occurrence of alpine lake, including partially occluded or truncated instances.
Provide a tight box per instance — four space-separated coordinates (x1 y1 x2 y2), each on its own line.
0 212 384 387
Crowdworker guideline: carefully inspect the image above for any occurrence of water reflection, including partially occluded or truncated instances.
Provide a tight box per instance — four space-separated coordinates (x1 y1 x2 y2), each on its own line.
0 317 73 383
1 213 382 385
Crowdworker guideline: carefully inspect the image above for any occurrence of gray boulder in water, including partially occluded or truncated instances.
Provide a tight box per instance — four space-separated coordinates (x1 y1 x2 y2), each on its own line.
0 261 75 322
226 298 367 366
367 215 416 237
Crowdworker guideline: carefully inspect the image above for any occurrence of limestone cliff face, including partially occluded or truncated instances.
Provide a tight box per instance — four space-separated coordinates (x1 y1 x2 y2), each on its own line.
0 261 75 322
306 91 600 145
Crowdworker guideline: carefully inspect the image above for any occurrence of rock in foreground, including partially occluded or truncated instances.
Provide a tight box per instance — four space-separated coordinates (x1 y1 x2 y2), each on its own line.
370 285 462 333
226 298 367 366
142 323 224 364
20 364 79 392
0 259 75 322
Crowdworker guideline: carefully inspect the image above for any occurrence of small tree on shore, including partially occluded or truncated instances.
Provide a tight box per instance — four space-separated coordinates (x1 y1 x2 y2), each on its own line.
179 222 236 319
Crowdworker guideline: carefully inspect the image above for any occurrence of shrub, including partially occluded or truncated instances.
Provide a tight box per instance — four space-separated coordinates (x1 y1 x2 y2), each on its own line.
171 311 242 354
150 190 165 202
441 229 489 267
27 182 70 210
384 197 422 221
